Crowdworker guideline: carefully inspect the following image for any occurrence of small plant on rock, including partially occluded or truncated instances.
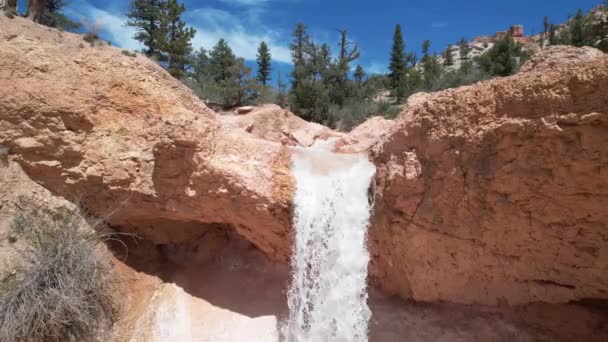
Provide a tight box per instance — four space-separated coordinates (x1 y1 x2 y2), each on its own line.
121 50 137 58
0 145 8 167
81 18 102 46
0 200 117 342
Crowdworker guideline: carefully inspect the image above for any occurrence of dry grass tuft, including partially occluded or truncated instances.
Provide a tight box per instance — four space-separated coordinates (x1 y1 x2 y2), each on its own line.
0 200 117 342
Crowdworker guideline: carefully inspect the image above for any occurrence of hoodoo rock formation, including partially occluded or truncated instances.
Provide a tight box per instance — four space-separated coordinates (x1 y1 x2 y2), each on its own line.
1 15 607 307
369 46 608 305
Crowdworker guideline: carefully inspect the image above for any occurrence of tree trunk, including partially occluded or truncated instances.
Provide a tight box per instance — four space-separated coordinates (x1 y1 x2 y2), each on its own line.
26 0 45 23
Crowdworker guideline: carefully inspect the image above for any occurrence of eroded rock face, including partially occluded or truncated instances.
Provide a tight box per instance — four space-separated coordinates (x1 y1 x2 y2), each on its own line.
334 116 395 153
219 104 338 147
369 47 608 305
0 16 294 262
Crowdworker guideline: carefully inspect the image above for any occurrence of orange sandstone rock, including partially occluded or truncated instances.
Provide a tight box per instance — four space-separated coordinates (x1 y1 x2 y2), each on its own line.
369 46 608 305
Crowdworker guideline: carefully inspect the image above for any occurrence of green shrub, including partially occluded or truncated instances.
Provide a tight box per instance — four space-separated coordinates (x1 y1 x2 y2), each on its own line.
121 50 137 58
3 9 15 19
81 18 101 46
373 101 402 119
476 37 530 77
0 145 8 167
0 202 117 342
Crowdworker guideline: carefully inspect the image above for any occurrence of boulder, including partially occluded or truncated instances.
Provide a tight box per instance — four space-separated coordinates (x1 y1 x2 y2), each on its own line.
219 104 338 147
369 46 608 305
335 116 395 153
0 16 294 262
235 106 254 115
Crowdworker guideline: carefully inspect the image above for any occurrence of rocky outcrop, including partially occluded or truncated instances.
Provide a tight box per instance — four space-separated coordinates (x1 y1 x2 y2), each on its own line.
335 116 395 153
369 46 608 305
519 45 606 73
219 104 337 147
0 16 294 262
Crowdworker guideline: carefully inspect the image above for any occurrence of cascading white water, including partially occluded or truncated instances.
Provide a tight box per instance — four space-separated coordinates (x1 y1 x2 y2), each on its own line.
286 138 375 342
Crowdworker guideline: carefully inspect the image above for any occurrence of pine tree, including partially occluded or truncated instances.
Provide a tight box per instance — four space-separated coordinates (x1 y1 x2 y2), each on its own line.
290 23 311 89
38 0 80 30
223 58 257 106
333 30 360 106
443 46 454 66
570 9 586 47
543 16 550 41
5 0 17 14
26 0 45 23
422 40 431 57
477 37 528 77
337 29 360 69
276 71 288 108
388 24 407 98
192 47 210 81
549 23 558 45
126 0 166 59
458 37 470 61
256 41 272 86
162 0 196 78
353 65 366 83
209 39 236 83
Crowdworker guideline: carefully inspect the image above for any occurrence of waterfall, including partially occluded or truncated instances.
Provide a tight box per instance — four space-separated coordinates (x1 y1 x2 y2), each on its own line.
286 138 375 342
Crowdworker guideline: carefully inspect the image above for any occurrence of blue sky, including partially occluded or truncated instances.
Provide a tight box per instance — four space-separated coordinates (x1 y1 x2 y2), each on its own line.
50 0 602 80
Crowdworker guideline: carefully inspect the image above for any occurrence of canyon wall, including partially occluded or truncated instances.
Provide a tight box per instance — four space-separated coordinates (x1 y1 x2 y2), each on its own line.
1 15 607 306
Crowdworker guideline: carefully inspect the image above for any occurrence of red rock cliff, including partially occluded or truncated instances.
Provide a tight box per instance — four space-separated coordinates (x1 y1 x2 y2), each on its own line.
369 46 608 305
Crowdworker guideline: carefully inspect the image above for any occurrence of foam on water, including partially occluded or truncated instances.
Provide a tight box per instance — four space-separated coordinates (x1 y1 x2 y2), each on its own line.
286 138 375 342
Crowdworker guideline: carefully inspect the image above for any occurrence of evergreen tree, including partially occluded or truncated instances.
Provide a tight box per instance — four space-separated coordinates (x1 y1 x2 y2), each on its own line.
332 30 360 106
26 0 45 23
209 39 236 82
256 41 272 86
126 0 166 59
477 37 528 77
422 53 442 89
5 0 17 14
276 71 288 108
290 23 311 89
192 47 210 81
337 29 360 69
422 40 431 57
443 46 454 66
549 23 558 45
388 24 407 98
570 9 586 47
353 65 366 84
458 37 470 61
162 0 196 78
223 58 257 106
543 16 550 42
42 0 80 30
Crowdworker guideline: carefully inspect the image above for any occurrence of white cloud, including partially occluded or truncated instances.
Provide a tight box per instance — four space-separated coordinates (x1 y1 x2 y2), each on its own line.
431 22 449 29
66 1 291 63
217 0 272 5
186 8 291 63
65 1 143 51
217 0 296 6
87 8 143 51
365 62 387 75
